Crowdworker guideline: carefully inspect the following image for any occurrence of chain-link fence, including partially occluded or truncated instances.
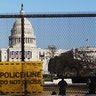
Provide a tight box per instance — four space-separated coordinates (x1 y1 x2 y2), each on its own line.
0 13 96 95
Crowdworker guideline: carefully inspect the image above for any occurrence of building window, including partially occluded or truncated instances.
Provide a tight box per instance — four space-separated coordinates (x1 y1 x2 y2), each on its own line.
10 51 14 59
39 52 45 60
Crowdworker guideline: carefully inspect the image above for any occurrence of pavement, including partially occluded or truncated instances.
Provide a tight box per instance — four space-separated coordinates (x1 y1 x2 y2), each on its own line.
43 83 89 96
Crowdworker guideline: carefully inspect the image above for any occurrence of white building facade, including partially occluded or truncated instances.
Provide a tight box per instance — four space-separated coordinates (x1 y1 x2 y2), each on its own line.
0 8 67 74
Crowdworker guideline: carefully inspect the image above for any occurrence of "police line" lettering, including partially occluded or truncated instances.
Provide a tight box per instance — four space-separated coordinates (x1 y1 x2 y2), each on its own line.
0 71 41 78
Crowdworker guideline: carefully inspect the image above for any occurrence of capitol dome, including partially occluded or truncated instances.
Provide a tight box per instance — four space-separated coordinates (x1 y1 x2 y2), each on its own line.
13 17 33 29
9 8 37 48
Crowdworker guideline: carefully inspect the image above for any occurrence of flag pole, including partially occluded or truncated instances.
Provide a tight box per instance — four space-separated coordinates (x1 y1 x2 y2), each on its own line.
86 38 89 47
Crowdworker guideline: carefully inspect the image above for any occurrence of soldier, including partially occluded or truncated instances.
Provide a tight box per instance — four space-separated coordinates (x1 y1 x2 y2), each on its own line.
58 77 68 95
87 78 96 94
51 90 57 96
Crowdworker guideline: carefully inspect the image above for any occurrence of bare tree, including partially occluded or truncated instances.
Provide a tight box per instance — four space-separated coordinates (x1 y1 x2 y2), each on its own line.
48 45 57 58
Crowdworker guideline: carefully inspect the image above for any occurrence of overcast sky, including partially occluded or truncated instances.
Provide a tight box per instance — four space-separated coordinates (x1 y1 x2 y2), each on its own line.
0 0 96 50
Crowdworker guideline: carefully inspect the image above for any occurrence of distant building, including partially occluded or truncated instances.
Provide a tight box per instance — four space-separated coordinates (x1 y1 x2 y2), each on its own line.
72 47 96 63
0 7 67 74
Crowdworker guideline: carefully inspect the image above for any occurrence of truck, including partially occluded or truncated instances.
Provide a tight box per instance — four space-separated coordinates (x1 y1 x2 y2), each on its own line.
0 61 43 95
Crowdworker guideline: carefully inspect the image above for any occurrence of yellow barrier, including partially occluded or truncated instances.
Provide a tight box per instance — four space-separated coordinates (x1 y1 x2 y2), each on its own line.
0 61 43 95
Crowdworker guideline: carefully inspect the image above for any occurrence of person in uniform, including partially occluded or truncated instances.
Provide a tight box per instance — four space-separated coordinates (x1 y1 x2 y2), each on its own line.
58 77 68 95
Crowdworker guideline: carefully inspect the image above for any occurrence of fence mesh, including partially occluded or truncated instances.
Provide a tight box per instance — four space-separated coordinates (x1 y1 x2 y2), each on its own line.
1 16 96 49
0 13 96 95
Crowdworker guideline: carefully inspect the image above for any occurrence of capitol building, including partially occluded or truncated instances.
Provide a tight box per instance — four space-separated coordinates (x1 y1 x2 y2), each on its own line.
0 7 66 74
